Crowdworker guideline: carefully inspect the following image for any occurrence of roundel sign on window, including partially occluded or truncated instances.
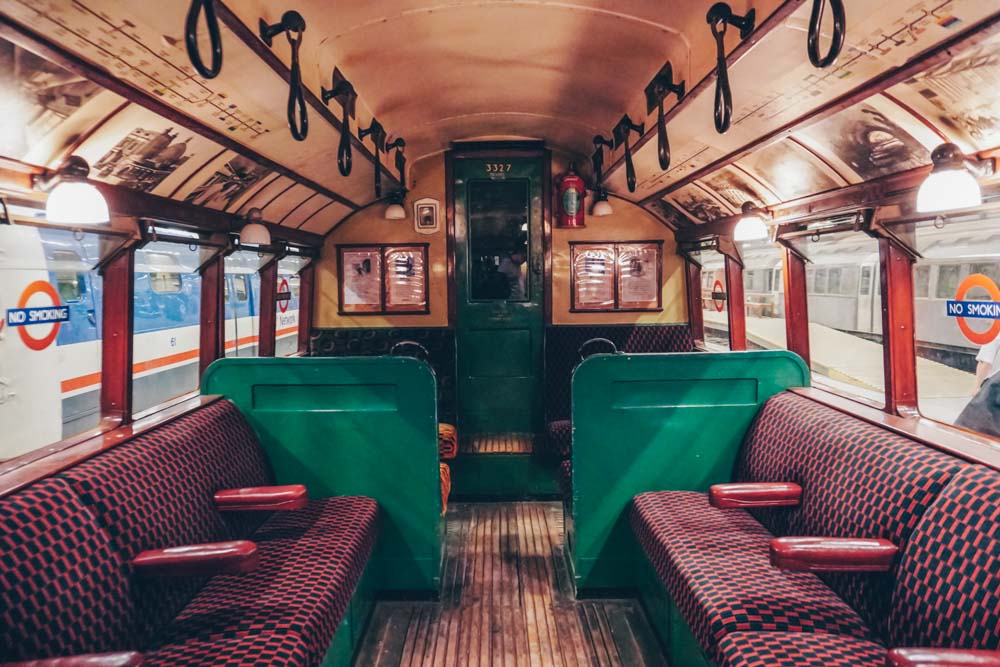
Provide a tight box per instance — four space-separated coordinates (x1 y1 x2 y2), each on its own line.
277 278 291 314
6 281 69 351
947 273 1000 345
711 279 726 313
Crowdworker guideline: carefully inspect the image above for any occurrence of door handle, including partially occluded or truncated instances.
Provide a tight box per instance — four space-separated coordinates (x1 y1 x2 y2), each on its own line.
531 254 542 276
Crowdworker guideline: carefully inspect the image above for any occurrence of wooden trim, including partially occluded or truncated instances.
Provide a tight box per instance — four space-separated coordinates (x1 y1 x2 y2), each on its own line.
791 387 1000 471
685 260 705 345
725 255 746 350
213 1 399 191
0 13 361 211
450 141 548 158
543 148 553 325
640 9 1000 205
199 256 225 375
99 247 135 423
297 264 315 354
782 246 810 366
880 236 918 415
445 152 457 326
279 192 320 225
0 396 224 498
258 260 278 357
166 148 228 199
605 0 810 181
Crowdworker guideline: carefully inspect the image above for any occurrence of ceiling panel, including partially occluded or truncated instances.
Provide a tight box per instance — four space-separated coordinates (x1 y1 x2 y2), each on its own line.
298 201 355 235
280 194 332 228
260 183 314 221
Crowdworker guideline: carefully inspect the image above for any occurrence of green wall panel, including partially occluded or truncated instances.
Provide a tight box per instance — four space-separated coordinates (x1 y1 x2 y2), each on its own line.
569 351 809 591
202 357 443 593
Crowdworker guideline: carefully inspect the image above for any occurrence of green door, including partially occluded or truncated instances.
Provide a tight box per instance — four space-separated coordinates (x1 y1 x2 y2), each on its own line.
453 155 544 435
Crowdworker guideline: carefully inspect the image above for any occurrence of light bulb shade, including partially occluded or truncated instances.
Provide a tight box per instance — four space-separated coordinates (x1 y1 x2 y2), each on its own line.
239 221 271 246
592 198 614 217
733 215 769 243
385 203 406 220
45 181 109 225
916 168 983 213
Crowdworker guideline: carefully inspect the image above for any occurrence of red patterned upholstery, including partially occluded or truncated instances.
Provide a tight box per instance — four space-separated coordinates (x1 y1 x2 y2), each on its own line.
890 466 1000 650
152 497 379 664
59 401 275 642
732 393 962 637
542 420 572 462
0 478 135 660
718 632 885 667
558 459 572 500
630 491 870 656
145 632 311 666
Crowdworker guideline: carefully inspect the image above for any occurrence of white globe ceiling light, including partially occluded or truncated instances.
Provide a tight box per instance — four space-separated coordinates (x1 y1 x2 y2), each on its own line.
916 143 995 214
239 207 272 246
33 155 109 225
733 201 771 243
592 188 613 217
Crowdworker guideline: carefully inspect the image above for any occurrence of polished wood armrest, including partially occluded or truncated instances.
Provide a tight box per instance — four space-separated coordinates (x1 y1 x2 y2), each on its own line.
132 540 258 577
709 482 802 509
3 652 144 666
888 649 1000 666
214 484 308 511
770 537 898 572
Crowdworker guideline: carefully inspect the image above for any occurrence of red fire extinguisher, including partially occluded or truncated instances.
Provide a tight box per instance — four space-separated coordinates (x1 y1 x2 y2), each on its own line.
557 164 586 228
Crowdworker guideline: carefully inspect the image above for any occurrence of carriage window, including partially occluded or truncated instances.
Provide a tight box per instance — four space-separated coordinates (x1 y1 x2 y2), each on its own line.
741 241 785 350
789 230 884 406
695 248 729 350
467 179 530 301
224 251 270 359
132 242 205 412
0 227 105 460
276 257 304 357
901 213 1000 436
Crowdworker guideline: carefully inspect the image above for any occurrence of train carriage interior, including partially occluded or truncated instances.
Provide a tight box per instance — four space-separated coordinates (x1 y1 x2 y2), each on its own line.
3 1 1000 665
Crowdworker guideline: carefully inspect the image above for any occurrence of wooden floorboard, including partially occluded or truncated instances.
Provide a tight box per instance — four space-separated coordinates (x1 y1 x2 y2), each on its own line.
354 502 668 667
459 434 535 455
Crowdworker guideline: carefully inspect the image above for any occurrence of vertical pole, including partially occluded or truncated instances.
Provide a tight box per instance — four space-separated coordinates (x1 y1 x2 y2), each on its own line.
297 263 315 355
685 260 705 345
100 247 134 425
880 237 918 415
726 255 747 351
199 256 225 376
782 246 811 366
258 260 277 357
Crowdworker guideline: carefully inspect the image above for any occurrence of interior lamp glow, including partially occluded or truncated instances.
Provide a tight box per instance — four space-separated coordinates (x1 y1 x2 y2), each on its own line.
592 188 613 217
33 156 109 225
239 207 271 245
384 190 407 220
916 143 995 213
733 201 770 242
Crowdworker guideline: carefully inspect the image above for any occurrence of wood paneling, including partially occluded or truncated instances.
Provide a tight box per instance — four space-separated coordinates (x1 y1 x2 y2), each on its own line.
685 260 705 345
100 247 134 423
880 237 918 415
199 256 225 376
460 434 534 455
355 502 668 667
258 260 278 358
725 255 747 351
782 246 810 366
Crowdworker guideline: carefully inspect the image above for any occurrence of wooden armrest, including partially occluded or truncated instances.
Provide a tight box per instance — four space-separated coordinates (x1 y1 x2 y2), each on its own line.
214 484 308 511
888 649 1000 666
132 540 258 577
770 537 898 572
3 652 144 666
709 482 802 509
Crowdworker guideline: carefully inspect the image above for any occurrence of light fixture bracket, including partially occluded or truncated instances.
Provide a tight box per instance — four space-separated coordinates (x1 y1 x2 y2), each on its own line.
32 155 91 193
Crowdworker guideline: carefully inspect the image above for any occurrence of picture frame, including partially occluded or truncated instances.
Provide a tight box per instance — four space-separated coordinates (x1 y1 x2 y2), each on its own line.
413 197 440 235
337 243 430 315
570 241 663 313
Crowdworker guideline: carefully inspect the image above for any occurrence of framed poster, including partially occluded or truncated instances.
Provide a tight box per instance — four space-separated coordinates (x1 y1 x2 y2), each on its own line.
384 245 430 313
617 243 662 311
570 241 663 312
338 246 383 314
571 244 615 311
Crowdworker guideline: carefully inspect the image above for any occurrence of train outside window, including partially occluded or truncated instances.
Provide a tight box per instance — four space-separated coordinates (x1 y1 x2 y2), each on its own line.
224 250 270 359
276 256 305 357
741 240 786 350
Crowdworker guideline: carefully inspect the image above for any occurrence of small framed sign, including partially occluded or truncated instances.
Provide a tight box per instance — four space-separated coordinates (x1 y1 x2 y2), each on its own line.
571 244 615 311
338 246 383 313
569 240 663 312
617 242 662 311
413 198 440 235
384 245 430 313
338 243 430 315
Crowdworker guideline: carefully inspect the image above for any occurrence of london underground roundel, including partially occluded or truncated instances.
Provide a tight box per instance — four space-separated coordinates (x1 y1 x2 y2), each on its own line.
949 273 1000 345
9 281 68 351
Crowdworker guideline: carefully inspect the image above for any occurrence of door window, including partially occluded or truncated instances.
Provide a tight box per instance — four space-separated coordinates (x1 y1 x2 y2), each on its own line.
467 179 530 301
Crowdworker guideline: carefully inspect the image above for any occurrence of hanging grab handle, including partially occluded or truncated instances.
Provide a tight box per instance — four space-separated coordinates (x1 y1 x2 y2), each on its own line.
706 3 755 135
807 0 846 68
613 115 645 194
321 70 356 177
644 61 685 171
185 0 223 78
359 119 387 198
259 11 309 141
657 101 670 170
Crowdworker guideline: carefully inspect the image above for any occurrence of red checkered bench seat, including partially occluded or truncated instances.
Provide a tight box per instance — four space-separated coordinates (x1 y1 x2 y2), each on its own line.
0 400 380 667
630 392 1000 665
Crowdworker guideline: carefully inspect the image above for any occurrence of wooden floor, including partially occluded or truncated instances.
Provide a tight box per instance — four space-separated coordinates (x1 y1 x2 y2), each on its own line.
459 434 535 455
355 502 668 667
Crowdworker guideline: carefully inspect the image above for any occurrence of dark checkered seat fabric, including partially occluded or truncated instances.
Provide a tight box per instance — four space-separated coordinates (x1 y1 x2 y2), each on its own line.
558 459 572 500
152 497 379 665
889 465 1000 650
543 419 572 462
145 631 312 666
630 491 870 658
718 632 885 667
732 392 962 638
0 478 135 660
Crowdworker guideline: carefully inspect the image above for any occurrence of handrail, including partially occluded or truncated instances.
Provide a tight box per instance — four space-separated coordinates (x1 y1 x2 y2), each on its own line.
258 11 309 141
185 0 223 78
706 3 756 135
321 69 357 177
808 0 846 68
